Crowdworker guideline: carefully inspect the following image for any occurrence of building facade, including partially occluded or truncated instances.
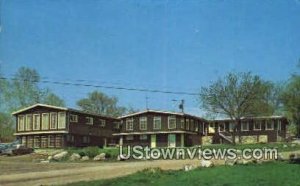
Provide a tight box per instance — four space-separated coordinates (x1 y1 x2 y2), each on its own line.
13 104 120 148
114 110 208 147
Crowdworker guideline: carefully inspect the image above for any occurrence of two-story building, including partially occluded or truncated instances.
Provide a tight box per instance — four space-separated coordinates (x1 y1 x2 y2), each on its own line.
13 104 120 148
113 110 208 147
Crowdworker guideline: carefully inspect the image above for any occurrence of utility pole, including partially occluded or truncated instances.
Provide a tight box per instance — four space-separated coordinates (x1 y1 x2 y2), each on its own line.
172 99 185 113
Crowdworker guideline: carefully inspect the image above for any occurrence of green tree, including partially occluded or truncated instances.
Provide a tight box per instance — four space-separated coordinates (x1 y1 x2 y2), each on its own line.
199 72 274 144
281 75 300 137
77 91 127 117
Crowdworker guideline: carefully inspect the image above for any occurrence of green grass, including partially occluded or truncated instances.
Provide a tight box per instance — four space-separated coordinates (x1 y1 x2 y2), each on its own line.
65 162 300 186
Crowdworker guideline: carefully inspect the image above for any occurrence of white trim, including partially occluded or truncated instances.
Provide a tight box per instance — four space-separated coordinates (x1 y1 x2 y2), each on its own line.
253 121 262 131
139 117 147 130
50 112 58 129
14 130 68 136
12 104 67 115
168 116 176 129
126 118 134 131
241 122 249 131
113 131 197 136
153 116 161 130
266 120 274 130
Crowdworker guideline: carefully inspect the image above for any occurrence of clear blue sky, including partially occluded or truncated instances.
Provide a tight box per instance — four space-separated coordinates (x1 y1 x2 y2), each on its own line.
1 0 300 116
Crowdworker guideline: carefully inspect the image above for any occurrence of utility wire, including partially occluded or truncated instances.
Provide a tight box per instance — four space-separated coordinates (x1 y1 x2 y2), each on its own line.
0 76 200 96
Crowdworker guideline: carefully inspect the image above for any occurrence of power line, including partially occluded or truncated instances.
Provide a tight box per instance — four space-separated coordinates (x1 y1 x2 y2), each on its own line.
0 76 200 96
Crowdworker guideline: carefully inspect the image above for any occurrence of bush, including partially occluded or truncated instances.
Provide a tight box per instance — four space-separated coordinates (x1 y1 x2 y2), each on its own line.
83 146 100 158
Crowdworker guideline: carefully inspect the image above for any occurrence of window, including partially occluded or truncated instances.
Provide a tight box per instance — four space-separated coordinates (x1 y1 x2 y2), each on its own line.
126 135 134 140
18 115 25 131
50 113 57 129
114 122 120 129
229 123 234 132
195 121 199 132
33 114 40 130
55 135 63 148
26 114 33 131
42 113 49 130
126 118 133 131
100 119 106 127
190 120 194 131
254 121 261 130
86 117 93 125
186 119 190 130
67 135 74 142
21 136 27 146
278 120 282 131
219 123 225 132
180 119 185 129
266 120 274 130
168 116 176 129
34 136 41 148
70 114 78 122
153 117 161 130
140 135 147 140
139 117 147 130
83 136 90 143
58 112 66 129
241 122 249 131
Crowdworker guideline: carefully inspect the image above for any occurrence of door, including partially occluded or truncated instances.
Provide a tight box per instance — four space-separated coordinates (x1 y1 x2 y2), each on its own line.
151 135 156 148
168 134 176 148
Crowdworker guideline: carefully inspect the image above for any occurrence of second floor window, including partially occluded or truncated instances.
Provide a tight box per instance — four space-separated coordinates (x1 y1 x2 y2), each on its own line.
70 114 78 122
186 119 190 130
168 116 176 129
153 117 161 130
277 120 282 130
180 119 185 129
42 113 49 130
126 119 133 130
50 113 57 129
58 112 66 129
139 117 147 130
86 117 93 125
26 114 33 131
33 114 40 130
18 115 25 131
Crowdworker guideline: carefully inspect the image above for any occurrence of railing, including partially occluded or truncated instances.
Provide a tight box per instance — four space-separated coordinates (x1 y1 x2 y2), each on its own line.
219 131 233 144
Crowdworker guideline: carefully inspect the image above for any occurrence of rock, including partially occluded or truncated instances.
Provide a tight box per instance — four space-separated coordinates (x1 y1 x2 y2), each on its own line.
241 159 252 165
40 160 50 163
81 156 89 161
183 164 195 171
69 153 81 161
93 153 106 161
289 153 300 164
53 151 68 161
283 144 288 148
48 156 53 161
200 159 214 168
225 158 237 166
276 153 285 161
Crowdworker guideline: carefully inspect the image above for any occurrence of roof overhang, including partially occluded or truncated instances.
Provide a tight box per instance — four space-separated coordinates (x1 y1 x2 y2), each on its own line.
12 104 68 115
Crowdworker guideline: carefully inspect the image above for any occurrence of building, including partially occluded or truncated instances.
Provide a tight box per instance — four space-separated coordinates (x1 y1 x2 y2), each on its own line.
13 104 120 148
203 116 288 144
113 110 208 147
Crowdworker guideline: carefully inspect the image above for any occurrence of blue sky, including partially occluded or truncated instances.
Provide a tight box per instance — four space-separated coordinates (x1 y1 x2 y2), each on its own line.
1 0 300 116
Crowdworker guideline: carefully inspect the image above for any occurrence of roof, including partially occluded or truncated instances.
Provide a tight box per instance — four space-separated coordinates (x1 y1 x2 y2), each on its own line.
118 109 207 121
11 103 118 120
212 115 286 122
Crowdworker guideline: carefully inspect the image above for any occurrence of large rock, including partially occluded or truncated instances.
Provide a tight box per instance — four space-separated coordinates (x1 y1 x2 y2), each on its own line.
200 159 214 168
53 151 68 161
183 164 195 171
81 156 90 161
93 153 106 161
69 153 81 161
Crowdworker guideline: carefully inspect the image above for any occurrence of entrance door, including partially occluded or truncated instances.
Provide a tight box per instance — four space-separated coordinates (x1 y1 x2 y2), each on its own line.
168 134 176 147
151 135 156 148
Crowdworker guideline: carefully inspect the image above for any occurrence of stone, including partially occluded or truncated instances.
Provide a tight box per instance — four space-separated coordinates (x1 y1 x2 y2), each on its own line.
48 156 53 161
81 156 89 161
183 164 195 171
200 159 214 168
93 153 106 161
40 160 50 163
225 158 237 166
53 151 68 161
69 153 81 161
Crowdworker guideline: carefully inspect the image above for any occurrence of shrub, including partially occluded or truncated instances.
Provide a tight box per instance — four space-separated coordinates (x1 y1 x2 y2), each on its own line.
84 146 100 158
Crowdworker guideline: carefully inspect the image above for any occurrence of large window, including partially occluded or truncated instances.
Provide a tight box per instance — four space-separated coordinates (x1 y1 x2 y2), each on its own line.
180 119 185 129
58 112 66 129
50 113 57 129
241 122 249 131
153 117 161 130
186 119 190 130
126 118 133 131
18 115 25 131
33 114 40 130
190 120 194 131
266 120 274 130
254 121 261 130
139 117 147 130
48 135 55 147
42 113 49 130
86 117 93 125
168 116 176 129
26 114 33 131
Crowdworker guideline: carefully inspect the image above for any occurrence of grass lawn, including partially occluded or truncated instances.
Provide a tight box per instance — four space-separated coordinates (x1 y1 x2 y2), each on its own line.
65 162 300 186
